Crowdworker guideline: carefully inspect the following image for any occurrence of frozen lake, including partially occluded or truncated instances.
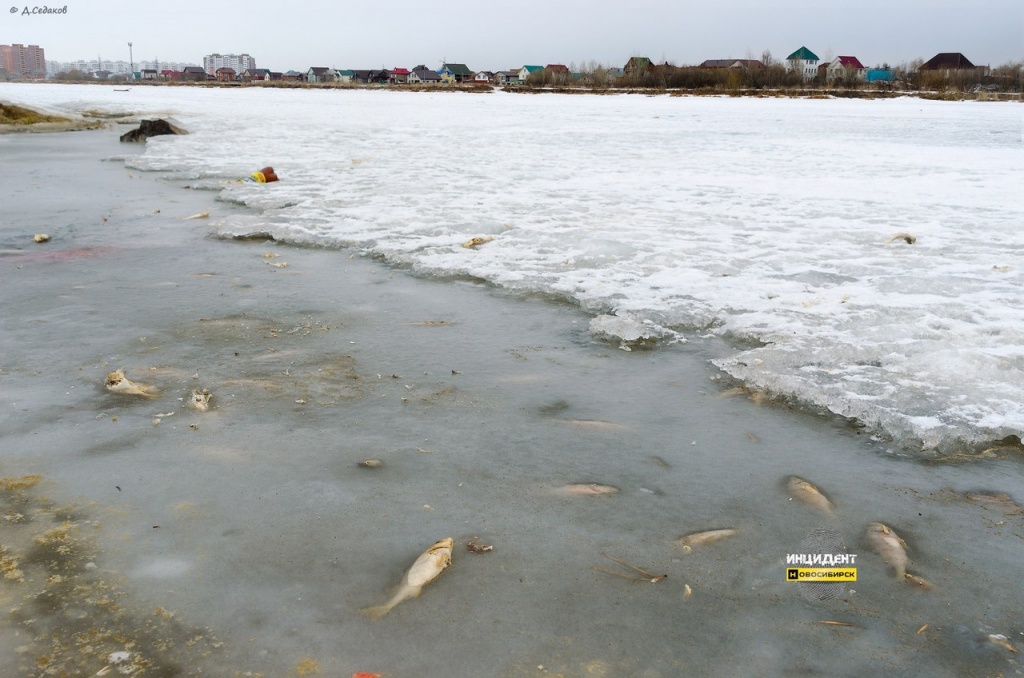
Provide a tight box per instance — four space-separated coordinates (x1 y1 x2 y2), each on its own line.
0 86 1022 676
11 83 1022 454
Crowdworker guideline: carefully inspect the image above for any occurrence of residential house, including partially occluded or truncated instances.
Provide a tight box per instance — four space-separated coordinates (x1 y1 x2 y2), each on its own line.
920 52 975 71
607 67 625 83
439 62 473 83
140 69 158 80
409 65 442 84
920 52 986 75
282 70 304 82
181 65 207 82
823 56 865 83
546 64 569 75
268 72 283 81
215 67 236 82
494 70 520 85
351 69 388 84
389 67 411 84
698 59 765 70
241 68 270 82
473 70 494 83
159 69 181 81
335 69 354 83
786 46 819 81
518 65 543 81
307 67 334 83
624 57 653 74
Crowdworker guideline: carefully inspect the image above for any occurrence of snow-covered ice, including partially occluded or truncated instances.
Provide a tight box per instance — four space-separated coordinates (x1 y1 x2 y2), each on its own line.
6 83 1021 451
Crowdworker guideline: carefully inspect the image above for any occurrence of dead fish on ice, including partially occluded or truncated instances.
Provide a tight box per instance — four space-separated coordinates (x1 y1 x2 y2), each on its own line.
988 634 1019 653
184 210 210 220
677 528 738 552
865 522 908 578
105 369 159 398
787 476 834 513
462 235 493 249
361 537 453 618
556 483 619 497
887 233 917 245
865 522 931 589
189 389 212 411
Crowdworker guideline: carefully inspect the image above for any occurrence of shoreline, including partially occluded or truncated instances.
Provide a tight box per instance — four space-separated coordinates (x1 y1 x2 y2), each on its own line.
4 79 1020 102
2 124 1023 676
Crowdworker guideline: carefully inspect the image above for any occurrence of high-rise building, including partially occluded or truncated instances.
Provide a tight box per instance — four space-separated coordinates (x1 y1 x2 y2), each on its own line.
0 44 47 78
203 53 256 76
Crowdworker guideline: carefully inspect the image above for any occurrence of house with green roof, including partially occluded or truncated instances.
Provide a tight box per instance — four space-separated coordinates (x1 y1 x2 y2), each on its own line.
438 63 472 83
518 65 543 81
624 56 653 74
787 46 819 81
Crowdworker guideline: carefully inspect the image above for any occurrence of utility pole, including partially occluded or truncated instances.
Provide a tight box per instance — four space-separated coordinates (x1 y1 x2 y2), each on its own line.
128 42 134 80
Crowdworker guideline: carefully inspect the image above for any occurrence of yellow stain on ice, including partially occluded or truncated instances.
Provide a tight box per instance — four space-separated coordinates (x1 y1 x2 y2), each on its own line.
174 502 201 518
0 475 42 491
293 658 320 676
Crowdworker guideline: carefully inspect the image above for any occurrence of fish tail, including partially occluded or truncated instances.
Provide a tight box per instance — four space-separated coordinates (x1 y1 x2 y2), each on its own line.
904 572 933 589
360 604 392 619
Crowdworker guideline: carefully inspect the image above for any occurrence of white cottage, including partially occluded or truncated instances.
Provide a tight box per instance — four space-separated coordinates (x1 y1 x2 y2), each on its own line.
786 46 819 81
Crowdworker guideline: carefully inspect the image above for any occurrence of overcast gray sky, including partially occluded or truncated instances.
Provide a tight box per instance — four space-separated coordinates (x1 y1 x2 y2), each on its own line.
3 0 1021 70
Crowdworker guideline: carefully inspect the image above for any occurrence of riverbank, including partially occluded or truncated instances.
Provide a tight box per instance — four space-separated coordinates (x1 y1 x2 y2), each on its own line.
1 126 1022 677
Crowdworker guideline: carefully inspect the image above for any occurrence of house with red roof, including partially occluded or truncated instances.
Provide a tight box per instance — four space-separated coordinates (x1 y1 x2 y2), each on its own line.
823 55 865 83
389 67 410 84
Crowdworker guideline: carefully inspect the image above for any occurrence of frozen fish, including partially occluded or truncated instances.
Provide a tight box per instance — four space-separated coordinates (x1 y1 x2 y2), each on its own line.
787 476 834 513
105 369 158 398
362 537 453 618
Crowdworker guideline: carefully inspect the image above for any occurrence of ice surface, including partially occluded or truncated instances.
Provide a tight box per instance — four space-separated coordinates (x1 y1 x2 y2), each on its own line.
4 83 1021 451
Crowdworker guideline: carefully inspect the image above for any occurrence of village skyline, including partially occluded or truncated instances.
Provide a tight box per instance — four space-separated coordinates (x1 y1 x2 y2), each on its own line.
27 47 1021 83
4 0 1020 75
